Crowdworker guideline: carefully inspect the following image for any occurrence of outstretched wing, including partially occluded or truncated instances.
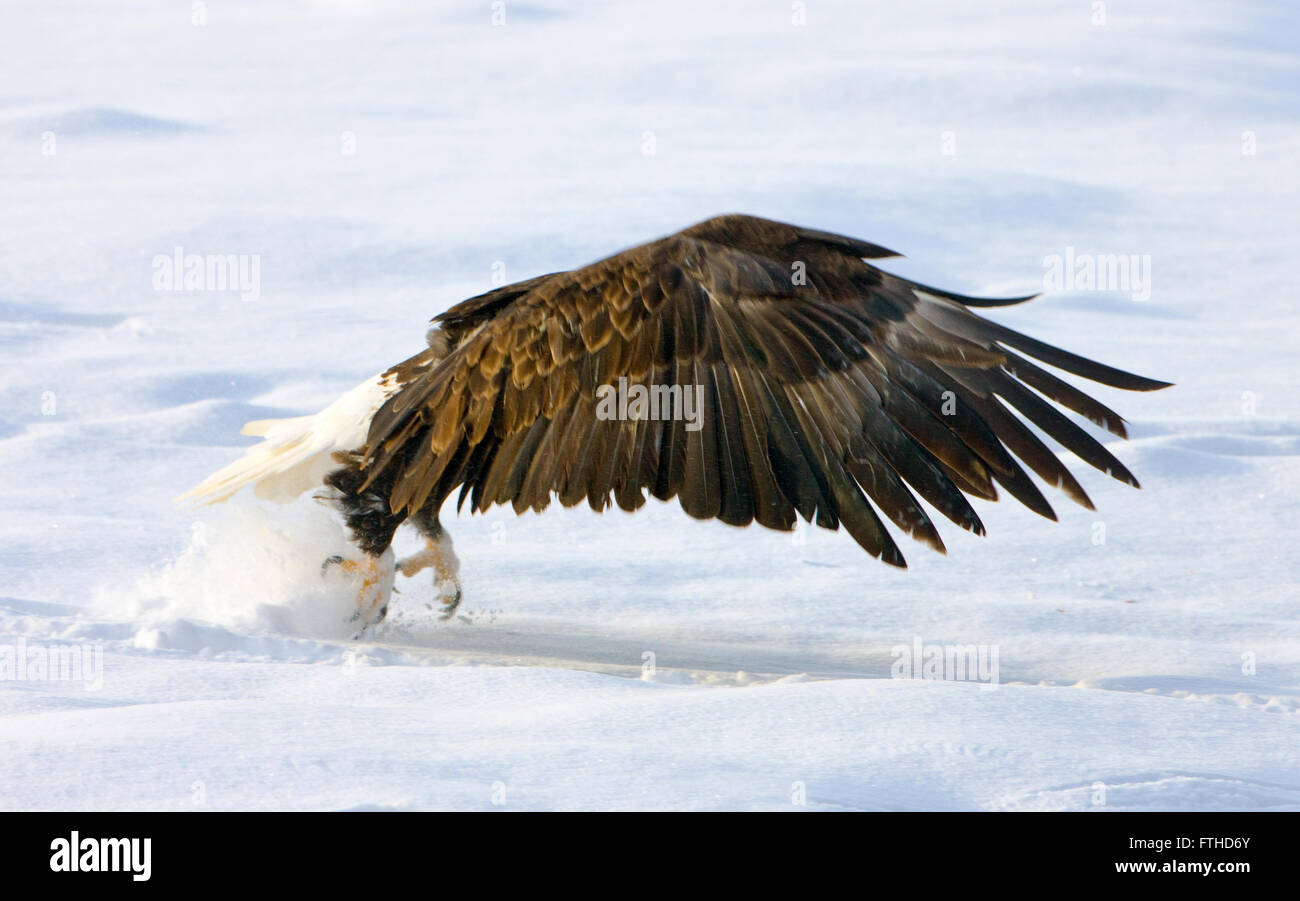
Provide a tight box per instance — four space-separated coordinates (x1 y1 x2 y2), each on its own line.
359 214 1169 567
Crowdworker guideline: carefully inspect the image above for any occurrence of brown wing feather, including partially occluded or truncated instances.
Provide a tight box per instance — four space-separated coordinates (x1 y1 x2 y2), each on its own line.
358 214 1170 567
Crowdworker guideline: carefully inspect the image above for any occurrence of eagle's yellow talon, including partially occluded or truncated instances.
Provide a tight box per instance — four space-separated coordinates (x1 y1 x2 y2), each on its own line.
324 550 395 633
396 532 462 619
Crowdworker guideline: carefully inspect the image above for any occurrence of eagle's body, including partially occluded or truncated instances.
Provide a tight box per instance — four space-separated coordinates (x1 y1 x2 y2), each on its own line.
182 214 1169 632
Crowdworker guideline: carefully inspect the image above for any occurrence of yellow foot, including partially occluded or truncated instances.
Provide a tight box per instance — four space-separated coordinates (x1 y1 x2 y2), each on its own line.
322 549 395 636
395 533 462 619
397 543 438 578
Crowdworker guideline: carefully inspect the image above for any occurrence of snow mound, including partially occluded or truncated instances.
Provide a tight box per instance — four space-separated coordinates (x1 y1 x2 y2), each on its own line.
95 502 367 643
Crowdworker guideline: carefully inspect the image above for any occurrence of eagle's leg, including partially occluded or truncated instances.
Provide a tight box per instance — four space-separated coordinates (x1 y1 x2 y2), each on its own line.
398 510 462 619
323 459 406 637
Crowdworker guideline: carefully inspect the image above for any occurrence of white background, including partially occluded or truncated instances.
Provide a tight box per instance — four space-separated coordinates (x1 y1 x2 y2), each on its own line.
1 0 1297 810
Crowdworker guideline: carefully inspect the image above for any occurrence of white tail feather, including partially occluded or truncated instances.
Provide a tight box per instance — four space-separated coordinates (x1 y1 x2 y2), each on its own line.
239 417 292 438
178 373 401 506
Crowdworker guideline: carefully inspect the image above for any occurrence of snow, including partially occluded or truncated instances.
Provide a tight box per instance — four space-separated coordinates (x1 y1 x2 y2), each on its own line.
2 0 1298 810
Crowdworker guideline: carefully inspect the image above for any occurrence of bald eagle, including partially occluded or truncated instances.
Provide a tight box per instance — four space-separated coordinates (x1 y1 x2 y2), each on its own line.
181 214 1169 631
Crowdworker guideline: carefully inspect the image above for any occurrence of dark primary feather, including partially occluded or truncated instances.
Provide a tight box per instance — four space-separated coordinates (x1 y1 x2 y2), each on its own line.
359 214 1171 567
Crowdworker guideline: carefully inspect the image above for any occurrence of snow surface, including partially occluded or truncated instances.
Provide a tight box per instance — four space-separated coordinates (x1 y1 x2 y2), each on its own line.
2 0 1298 810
